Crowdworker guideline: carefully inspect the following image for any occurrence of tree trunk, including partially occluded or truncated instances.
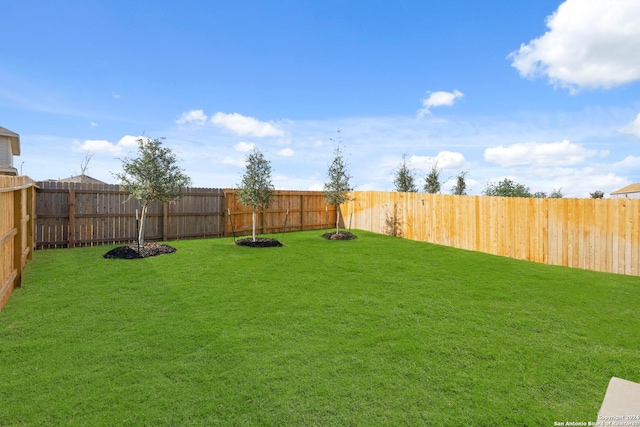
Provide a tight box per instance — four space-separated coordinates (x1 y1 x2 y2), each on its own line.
252 206 257 241
138 202 149 248
336 206 341 234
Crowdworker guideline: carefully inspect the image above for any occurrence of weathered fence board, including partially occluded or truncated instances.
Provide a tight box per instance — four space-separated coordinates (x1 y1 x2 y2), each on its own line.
345 191 640 277
35 184 336 248
0 176 36 311
35 182 228 248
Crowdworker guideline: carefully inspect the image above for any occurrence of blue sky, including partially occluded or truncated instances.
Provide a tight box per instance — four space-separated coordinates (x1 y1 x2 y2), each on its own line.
2 0 640 197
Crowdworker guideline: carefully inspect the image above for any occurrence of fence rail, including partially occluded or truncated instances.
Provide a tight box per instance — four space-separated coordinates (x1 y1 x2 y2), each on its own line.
225 190 337 238
35 182 337 248
345 191 640 276
0 176 36 311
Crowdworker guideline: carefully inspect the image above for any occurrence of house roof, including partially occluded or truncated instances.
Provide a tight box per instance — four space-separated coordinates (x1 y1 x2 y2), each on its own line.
48 174 107 184
0 162 18 176
0 126 20 156
611 183 640 195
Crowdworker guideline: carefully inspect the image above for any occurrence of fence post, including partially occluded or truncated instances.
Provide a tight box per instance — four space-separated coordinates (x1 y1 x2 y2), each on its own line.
27 184 34 260
300 194 305 231
163 203 169 241
223 192 229 237
68 189 75 248
13 188 23 288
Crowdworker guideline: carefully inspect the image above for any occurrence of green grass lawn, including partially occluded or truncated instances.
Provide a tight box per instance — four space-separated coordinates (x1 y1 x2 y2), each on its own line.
1 230 639 426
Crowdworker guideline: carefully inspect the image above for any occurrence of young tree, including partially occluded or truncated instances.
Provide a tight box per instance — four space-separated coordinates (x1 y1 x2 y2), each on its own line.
533 188 563 198
424 162 441 194
590 190 605 199
549 188 564 198
113 137 191 248
451 171 468 195
237 147 275 242
323 140 353 234
79 151 94 175
393 154 418 193
483 178 532 198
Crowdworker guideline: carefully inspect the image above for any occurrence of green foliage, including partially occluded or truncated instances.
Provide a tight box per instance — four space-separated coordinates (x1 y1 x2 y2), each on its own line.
483 178 532 198
549 188 564 198
112 136 191 246
393 154 418 193
590 190 605 199
533 188 564 198
237 148 275 209
451 171 468 195
323 134 353 234
4 231 640 425
113 136 191 205
423 162 441 194
323 139 353 207
237 148 275 241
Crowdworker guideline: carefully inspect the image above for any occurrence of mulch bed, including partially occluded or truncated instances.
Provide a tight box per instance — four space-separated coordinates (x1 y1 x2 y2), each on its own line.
235 237 283 248
103 243 177 259
322 231 358 240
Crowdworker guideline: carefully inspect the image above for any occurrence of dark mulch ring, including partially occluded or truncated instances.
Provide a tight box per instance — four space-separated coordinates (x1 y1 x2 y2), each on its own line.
322 231 358 240
235 237 283 248
103 243 177 259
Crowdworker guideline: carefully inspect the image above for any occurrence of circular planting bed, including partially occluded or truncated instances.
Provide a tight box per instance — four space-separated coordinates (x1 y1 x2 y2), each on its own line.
104 243 177 259
322 231 358 240
235 237 283 248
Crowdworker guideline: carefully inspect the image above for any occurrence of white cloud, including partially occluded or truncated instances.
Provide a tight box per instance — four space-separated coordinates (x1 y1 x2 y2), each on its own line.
484 140 598 167
211 112 284 137
118 135 142 149
408 151 468 172
75 135 141 155
23 108 639 198
90 122 98 128
176 109 208 126
234 142 256 152
620 113 640 137
530 170 629 198
417 90 464 117
434 151 468 170
278 148 294 157
509 0 640 91
76 140 118 155
613 155 640 171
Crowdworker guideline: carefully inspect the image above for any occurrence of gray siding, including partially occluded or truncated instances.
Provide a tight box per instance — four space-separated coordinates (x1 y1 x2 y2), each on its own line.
0 139 12 166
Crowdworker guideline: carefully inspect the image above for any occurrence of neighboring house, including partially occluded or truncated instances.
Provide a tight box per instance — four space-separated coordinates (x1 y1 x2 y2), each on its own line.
610 183 640 199
46 174 108 184
0 126 20 176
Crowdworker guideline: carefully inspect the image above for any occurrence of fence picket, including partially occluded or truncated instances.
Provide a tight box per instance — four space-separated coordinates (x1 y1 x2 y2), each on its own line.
34 184 335 248
348 191 640 277
0 176 36 311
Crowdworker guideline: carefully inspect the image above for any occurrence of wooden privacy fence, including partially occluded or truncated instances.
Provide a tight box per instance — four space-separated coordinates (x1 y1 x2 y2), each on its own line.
35 182 336 248
346 191 640 276
36 182 226 248
0 176 36 311
226 190 337 238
